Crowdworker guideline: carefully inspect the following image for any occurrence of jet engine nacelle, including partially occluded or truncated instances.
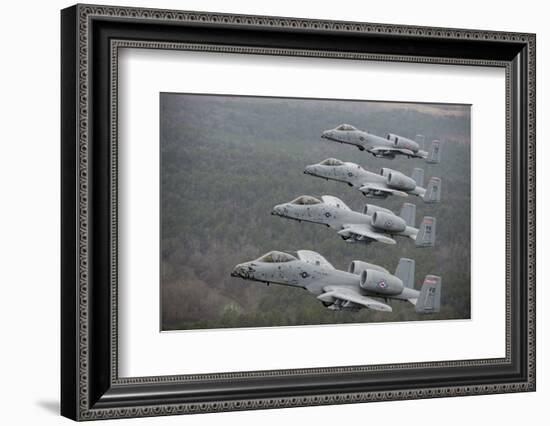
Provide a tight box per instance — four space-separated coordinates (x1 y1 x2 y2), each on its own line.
348 260 390 276
362 204 394 216
395 138 419 152
371 211 407 233
386 171 416 191
380 167 392 178
360 269 404 296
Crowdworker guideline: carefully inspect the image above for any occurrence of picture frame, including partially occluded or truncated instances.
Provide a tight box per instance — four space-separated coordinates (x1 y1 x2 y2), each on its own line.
61 3 536 421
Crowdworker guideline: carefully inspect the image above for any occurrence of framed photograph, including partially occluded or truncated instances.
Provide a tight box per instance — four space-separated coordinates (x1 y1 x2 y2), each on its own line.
61 4 536 421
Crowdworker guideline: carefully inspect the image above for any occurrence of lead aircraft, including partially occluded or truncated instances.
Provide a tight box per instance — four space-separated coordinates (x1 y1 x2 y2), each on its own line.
231 250 441 313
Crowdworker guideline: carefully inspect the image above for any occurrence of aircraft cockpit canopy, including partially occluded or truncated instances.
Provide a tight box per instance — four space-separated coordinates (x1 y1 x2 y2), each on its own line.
256 251 297 263
319 158 344 166
290 196 322 205
336 124 357 131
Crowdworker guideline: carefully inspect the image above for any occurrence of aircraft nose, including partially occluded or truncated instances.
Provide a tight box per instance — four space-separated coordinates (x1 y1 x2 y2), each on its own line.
321 130 330 139
304 165 314 175
230 263 248 278
271 205 284 216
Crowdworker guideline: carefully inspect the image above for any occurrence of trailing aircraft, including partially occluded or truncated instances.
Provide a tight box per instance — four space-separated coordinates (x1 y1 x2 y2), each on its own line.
271 195 436 247
304 158 441 203
321 124 441 163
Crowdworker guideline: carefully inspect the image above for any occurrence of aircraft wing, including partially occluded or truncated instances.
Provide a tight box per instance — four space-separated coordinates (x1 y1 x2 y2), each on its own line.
339 224 397 245
320 288 392 312
358 182 408 197
296 250 335 270
370 146 427 158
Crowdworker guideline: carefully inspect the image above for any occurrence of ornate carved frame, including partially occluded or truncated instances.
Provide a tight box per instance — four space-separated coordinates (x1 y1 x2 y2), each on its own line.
61 4 536 421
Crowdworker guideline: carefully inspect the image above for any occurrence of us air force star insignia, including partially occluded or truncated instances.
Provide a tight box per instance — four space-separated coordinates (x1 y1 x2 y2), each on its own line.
377 280 388 289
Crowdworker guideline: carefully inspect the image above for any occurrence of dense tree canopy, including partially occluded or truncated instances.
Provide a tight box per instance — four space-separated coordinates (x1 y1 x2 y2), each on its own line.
160 94 471 330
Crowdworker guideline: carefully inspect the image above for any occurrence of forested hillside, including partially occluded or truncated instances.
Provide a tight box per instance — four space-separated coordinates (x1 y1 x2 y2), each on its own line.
160 93 471 330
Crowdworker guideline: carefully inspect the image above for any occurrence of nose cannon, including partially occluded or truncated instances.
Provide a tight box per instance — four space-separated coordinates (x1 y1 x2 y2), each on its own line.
271 205 284 216
231 264 248 278
303 165 315 175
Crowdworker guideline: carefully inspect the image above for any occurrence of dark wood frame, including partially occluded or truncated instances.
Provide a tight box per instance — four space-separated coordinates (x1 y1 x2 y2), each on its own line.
61 4 536 421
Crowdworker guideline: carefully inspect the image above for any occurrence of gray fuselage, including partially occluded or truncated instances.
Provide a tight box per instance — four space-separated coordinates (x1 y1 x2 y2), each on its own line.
271 201 416 240
321 127 424 158
304 162 423 197
305 161 384 187
231 257 419 301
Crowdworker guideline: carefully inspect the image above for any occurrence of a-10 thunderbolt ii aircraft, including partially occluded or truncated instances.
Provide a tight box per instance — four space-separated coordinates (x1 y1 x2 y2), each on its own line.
231 250 441 314
321 123 441 164
271 195 435 247
304 158 441 203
